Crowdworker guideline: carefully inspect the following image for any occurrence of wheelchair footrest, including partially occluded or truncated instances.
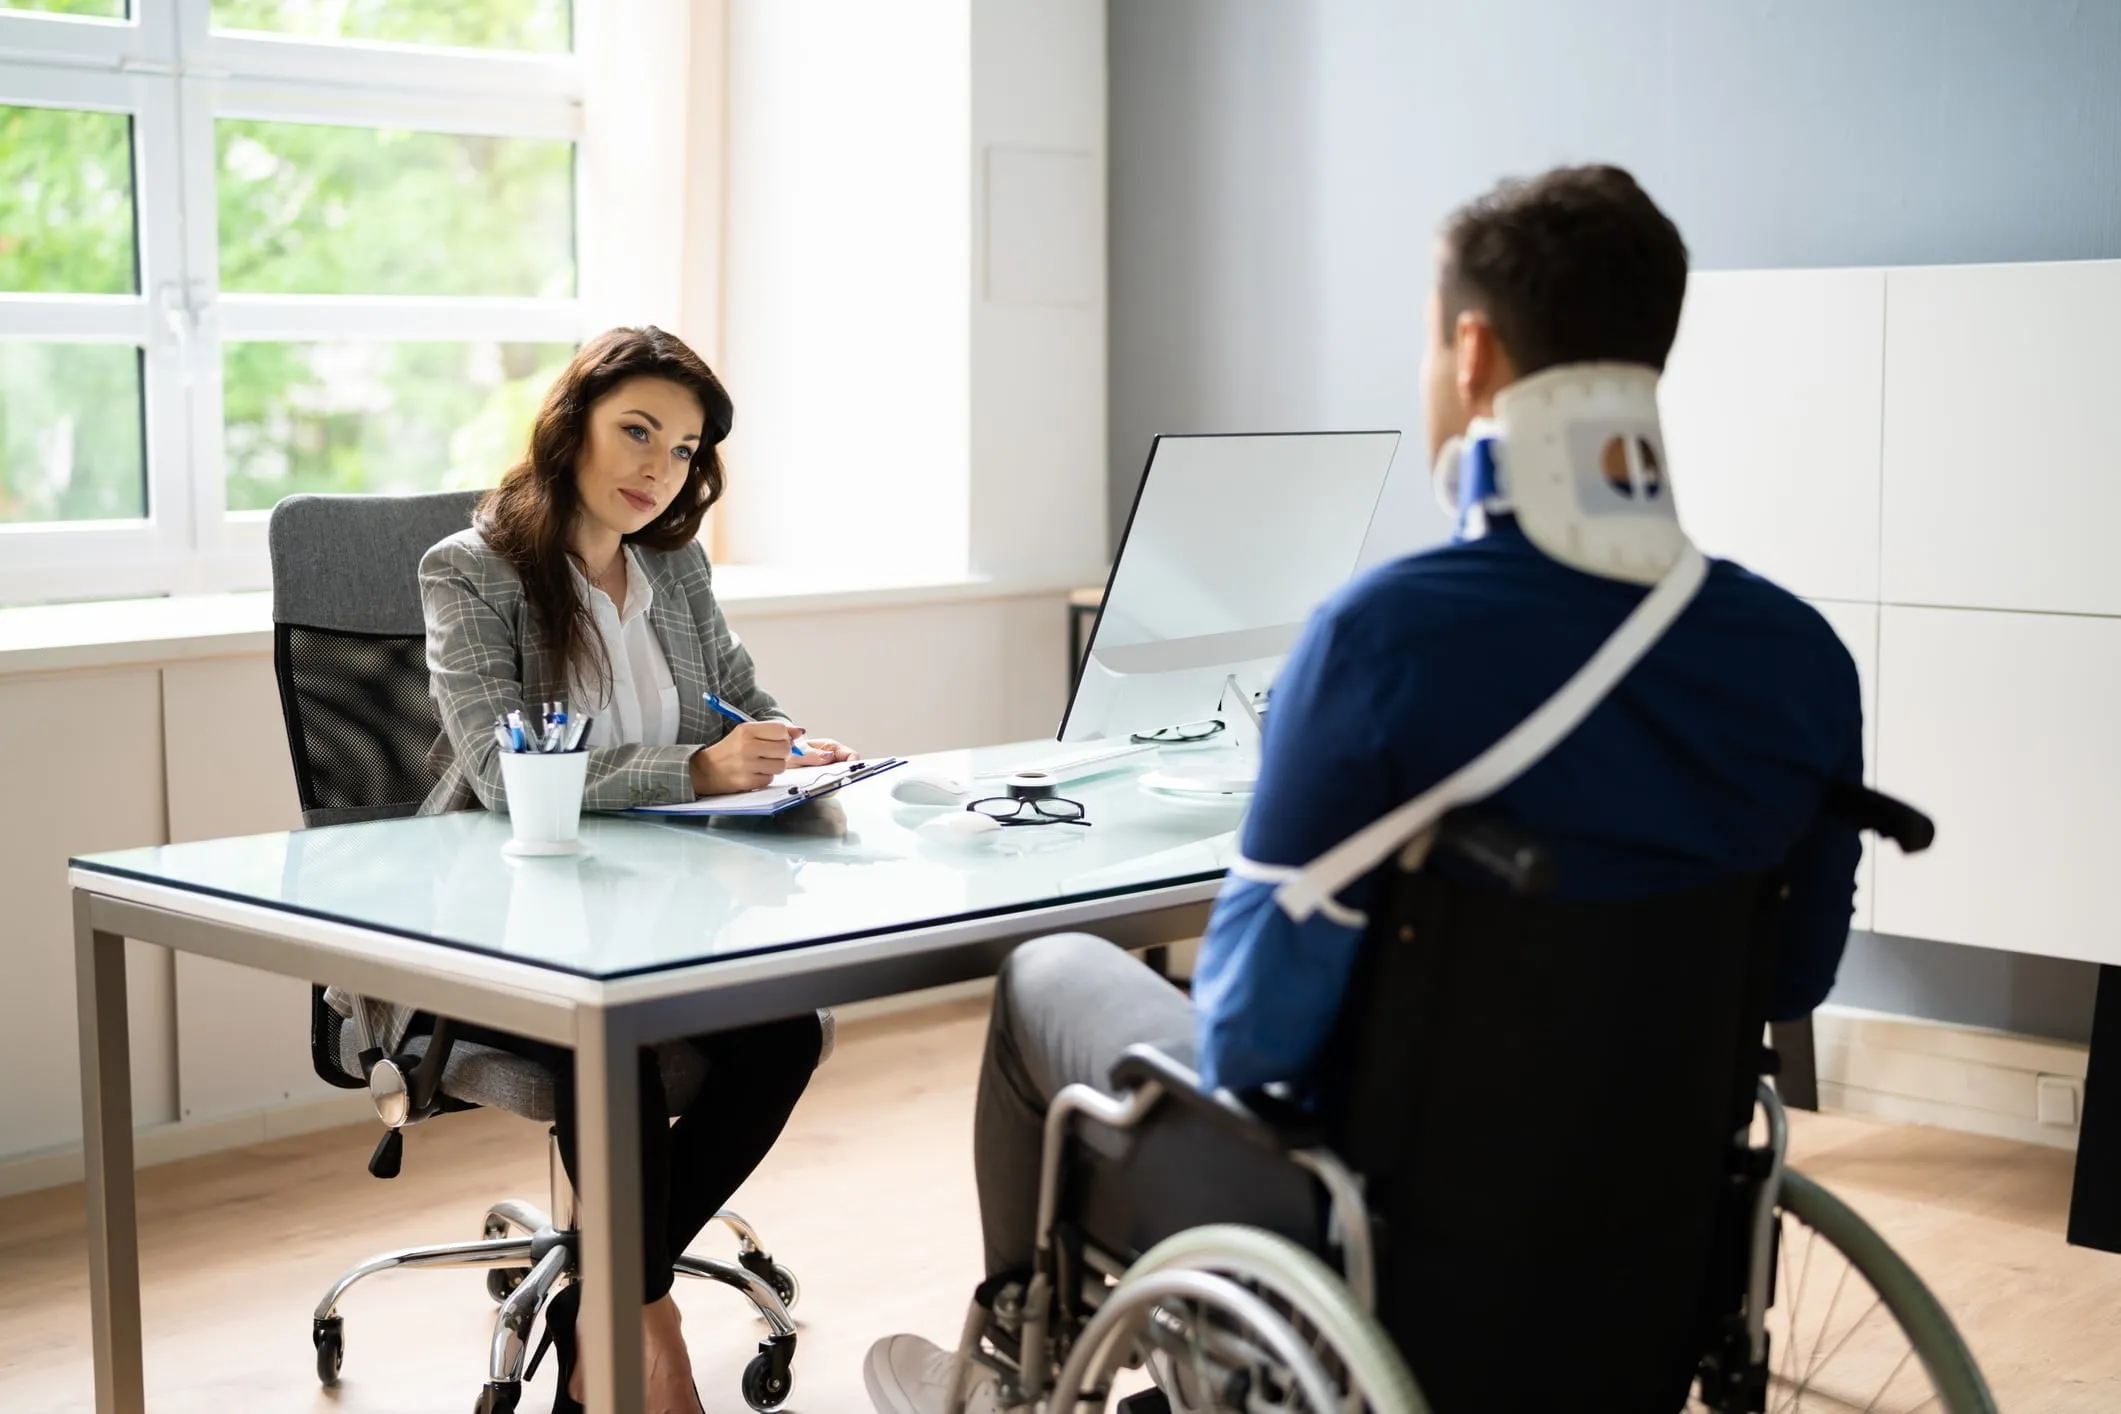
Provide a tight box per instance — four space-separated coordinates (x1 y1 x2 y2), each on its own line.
1117 1392 1172 1414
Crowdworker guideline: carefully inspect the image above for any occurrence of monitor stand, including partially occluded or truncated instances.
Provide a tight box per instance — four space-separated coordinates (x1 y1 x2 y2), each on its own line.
1142 676 1263 796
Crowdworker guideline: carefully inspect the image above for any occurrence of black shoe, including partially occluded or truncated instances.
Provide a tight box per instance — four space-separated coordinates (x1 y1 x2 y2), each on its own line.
526 1282 584 1414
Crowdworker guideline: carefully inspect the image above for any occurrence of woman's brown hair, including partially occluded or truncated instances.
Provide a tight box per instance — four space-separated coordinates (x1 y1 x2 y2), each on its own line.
477 325 734 696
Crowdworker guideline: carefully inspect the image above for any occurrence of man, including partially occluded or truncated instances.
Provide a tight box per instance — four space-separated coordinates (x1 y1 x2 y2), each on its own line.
865 165 1863 1414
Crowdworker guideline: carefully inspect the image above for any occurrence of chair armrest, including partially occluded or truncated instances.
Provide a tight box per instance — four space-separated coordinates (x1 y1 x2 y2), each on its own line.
1108 1043 1324 1153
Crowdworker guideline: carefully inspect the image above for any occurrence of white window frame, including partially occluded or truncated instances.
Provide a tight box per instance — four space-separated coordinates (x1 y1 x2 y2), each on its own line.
0 0 596 605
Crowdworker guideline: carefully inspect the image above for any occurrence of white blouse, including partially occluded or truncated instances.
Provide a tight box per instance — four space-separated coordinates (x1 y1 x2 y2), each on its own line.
567 547 681 749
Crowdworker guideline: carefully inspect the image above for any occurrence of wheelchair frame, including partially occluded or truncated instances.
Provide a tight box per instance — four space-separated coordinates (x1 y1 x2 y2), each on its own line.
946 1050 1996 1414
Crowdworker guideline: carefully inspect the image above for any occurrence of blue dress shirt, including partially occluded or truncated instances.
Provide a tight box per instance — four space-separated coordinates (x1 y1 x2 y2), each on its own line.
1191 521 1865 1096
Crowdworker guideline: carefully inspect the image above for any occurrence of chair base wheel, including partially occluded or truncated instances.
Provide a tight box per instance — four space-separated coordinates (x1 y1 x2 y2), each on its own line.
474 1380 522 1414
313 1316 345 1387
742 1338 796 1412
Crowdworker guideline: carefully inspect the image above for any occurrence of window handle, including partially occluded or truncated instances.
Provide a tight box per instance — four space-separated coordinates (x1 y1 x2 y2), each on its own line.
158 280 209 385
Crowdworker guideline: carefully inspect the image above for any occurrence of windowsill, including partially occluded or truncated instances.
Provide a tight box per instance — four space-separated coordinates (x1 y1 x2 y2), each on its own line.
0 566 1106 678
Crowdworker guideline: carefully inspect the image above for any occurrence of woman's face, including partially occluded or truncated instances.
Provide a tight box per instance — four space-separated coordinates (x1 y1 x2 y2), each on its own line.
573 375 706 539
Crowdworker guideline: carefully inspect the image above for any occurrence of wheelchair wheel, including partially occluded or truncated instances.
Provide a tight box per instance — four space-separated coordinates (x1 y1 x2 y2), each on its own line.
1051 1224 1426 1413
1692 1169 1996 1414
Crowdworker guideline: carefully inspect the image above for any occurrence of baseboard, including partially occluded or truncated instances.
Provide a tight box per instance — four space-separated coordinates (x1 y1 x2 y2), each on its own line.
1813 1004 2089 1151
0 1091 374 1200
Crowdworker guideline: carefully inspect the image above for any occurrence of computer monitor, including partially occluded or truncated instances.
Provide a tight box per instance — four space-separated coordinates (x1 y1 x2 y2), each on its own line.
1059 431 1403 783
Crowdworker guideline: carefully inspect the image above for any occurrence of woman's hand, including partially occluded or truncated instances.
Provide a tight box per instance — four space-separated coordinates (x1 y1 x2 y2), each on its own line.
691 722 808 795
795 735 857 764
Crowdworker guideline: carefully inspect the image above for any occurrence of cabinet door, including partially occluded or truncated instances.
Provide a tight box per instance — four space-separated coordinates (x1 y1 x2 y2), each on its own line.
1881 261 2121 614
1659 268 1885 603
1874 605 2121 966
1807 599 1879 932
162 659 316 1123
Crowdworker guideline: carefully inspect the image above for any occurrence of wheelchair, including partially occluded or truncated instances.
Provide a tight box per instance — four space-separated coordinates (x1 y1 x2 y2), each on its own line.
943 789 1998 1413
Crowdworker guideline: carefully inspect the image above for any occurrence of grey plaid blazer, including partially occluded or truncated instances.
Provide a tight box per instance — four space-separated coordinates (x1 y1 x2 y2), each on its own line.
417 527 784 816
328 527 801 1064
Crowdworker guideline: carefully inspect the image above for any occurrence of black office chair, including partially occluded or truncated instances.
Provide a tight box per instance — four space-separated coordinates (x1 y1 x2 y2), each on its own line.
268 492 815 1414
954 790 1996 1413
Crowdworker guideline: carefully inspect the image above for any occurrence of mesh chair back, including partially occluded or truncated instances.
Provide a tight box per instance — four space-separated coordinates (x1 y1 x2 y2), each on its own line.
269 491 479 827
1322 857 1778 1414
267 491 479 1088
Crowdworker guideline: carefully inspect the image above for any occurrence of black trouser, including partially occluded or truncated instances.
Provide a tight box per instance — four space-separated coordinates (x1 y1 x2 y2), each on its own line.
456 1011 823 1303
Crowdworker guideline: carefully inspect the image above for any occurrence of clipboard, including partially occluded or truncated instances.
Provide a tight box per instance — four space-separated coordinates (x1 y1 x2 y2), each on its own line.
625 757 908 818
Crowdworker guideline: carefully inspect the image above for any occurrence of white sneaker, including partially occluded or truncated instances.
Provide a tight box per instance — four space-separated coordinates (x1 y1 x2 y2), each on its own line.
864 1333 1009 1414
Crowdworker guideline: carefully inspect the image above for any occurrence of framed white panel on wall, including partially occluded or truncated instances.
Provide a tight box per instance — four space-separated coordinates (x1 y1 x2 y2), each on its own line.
1806 598 1879 931
1880 260 2121 615
1658 268 1885 603
161 659 317 1123
1873 605 2121 967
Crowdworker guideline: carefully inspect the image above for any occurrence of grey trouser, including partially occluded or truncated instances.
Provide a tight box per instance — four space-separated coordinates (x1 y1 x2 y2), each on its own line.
973 932 1197 1276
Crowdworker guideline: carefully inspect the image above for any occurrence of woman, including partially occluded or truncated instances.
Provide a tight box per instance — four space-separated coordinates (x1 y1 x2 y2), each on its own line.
420 326 852 1414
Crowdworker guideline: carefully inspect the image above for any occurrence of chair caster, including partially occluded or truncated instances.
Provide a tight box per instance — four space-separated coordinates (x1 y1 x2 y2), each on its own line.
473 1380 522 1414
738 1248 800 1311
742 1335 797 1411
313 1315 345 1387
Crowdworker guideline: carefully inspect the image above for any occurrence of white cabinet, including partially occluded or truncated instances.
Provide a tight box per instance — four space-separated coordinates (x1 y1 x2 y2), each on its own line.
1874 606 2121 967
1660 268 1885 603
1807 599 1879 931
1881 261 2121 615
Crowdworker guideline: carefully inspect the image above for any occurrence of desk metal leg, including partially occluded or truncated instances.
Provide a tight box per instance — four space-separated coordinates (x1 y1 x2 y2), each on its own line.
2068 964 2121 1251
576 1007 649 1414
75 894 145 1414
1770 1016 1819 1112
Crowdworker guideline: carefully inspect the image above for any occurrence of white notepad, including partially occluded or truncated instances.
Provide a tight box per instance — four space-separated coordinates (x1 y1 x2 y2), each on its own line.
625 757 907 818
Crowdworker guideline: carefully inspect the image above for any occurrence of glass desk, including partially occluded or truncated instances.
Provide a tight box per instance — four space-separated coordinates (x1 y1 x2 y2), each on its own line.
66 741 1250 1414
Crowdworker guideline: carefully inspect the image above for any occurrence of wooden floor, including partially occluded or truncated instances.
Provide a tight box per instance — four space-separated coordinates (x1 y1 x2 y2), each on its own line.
2 998 2116 1412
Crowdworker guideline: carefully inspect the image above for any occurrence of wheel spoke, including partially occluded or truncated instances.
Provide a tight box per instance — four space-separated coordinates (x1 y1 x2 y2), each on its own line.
1799 1295 1887 1401
1802 1261 1857 1385
1861 1345 1916 1412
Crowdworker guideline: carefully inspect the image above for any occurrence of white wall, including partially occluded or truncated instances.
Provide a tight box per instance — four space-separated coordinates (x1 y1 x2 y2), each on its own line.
718 0 1108 586
719 0 973 575
969 0 1109 581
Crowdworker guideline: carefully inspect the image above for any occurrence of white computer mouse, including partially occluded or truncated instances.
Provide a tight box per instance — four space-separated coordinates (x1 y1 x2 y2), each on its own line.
918 811 1001 844
892 771 973 807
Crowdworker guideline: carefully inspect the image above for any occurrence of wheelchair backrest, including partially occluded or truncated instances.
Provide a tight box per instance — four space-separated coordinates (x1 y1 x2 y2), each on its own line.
1322 856 1780 1414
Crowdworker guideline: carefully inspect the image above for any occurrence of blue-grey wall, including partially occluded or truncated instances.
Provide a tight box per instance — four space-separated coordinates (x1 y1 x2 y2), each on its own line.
1109 0 2121 1043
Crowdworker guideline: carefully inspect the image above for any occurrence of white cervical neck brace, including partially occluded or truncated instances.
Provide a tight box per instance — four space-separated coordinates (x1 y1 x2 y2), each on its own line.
1432 361 1690 585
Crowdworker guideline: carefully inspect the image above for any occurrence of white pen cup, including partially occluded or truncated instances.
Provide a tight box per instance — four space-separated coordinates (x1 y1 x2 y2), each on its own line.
497 749 591 855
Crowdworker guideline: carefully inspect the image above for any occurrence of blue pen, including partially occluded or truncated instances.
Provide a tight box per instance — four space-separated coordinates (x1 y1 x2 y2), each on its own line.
704 692 807 757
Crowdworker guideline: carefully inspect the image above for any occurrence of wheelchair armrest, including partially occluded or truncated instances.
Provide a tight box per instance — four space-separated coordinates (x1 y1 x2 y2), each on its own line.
1108 1043 1324 1153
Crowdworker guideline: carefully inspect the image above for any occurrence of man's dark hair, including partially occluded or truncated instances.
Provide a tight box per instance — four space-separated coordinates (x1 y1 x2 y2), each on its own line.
1438 164 1689 374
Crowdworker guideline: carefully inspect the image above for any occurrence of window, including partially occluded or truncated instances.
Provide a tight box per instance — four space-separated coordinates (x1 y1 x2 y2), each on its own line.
0 1 592 604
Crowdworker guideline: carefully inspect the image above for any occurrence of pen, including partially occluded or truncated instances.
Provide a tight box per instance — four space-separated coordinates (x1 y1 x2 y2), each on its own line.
703 692 808 757
565 715 591 752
